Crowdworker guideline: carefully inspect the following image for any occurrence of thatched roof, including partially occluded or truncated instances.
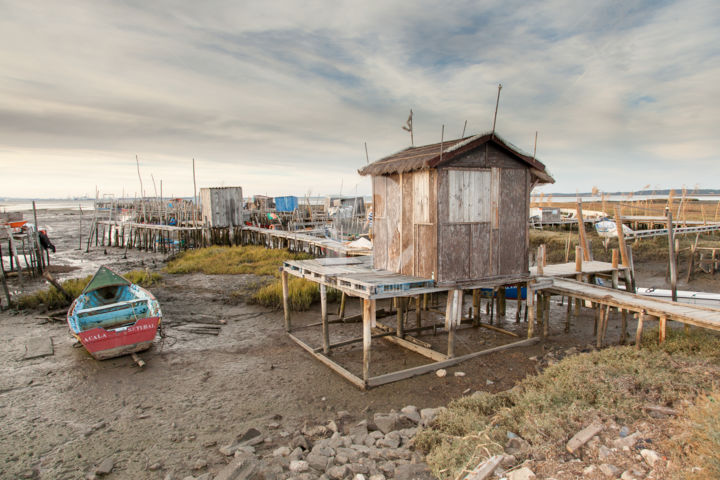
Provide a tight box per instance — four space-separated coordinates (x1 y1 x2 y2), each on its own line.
358 132 554 184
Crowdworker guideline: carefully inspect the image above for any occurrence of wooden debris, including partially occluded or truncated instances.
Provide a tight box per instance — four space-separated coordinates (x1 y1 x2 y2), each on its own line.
566 422 603 454
644 405 678 416
464 455 504 480
131 353 145 368
24 337 54 360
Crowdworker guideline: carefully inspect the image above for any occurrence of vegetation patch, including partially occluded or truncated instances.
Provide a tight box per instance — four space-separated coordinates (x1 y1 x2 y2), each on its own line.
415 329 720 479
251 276 341 311
16 270 162 311
165 245 311 276
672 389 720 480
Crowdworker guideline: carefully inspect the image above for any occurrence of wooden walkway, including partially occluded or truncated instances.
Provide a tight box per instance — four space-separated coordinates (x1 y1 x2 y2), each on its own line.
546 277 720 331
242 225 371 257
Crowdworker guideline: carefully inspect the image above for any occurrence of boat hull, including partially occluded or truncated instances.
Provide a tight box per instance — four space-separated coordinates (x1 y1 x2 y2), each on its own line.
76 316 160 360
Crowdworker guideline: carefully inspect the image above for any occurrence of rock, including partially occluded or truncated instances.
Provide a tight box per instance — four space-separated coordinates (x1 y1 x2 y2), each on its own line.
292 434 310 450
566 422 604 454
613 431 641 449
376 434 400 449
369 475 386 480
378 461 395 475
350 422 369 444
354 475 366 480
202 440 217 448
419 408 443 426
290 447 304 460
500 454 516 468
306 452 331 471
349 463 370 475
303 424 330 438
237 427 262 445
273 446 291 457
436 369 447 377
95 458 114 476
373 414 396 434
454 371 466 377
394 463 434 480
220 443 239 456
192 459 207 470
311 445 335 457
599 464 620 477
214 456 258 480
640 449 661 467
504 436 530 456
619 426 630 438
327 420 339 433
400 406 421 424
267 422 280 429
326 465 348 479
196 474 212 480
507 467 536 480
290 460 310 473
620 471 638 480
337 447 361 463
582 465 597 476
148 463 162 471
598 445 611 460
235 446 256 456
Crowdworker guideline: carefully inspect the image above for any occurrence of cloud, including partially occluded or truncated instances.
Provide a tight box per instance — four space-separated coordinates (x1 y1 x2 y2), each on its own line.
0 0 718 198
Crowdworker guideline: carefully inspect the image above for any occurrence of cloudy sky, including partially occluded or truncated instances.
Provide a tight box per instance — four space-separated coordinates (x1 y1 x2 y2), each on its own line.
1 0 719 199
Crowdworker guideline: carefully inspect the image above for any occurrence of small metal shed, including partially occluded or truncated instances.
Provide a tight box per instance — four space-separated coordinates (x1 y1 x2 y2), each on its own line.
200 186 244 227
358 132 554 286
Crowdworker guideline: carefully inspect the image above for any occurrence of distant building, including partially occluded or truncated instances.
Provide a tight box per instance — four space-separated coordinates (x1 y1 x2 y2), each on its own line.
358 132 554 285
200 186 244 227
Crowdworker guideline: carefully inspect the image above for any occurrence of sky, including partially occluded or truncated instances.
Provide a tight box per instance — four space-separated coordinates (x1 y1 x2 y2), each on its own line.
1 0 719 199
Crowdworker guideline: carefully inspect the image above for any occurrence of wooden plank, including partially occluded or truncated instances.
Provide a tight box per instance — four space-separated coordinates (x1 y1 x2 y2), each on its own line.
366 337 540 388
386 173 402 273
288 333 366 389
381 335 448 362
321 285 329 354
498 168 529 275
401 172 414 275
567 422 603 454
439 224 471 282
282 270 291 332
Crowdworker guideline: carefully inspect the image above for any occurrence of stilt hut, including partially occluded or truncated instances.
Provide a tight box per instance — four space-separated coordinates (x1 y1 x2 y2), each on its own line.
358 132 554 286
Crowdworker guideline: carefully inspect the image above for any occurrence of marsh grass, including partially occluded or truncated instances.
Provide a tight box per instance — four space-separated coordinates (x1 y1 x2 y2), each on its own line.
674 389 720 480
416 329 720 479
250 276 341 311
16 270 162 311
165 245 311 276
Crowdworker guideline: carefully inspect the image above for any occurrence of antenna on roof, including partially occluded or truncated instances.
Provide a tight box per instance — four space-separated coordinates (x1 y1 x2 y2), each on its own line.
533 131 538 160
439 124 445 163
402 109 414 146
364 142 369 164
461 120 467 138
491 84 502 136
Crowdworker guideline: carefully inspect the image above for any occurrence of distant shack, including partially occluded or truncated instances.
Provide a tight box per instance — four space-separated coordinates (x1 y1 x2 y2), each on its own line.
200 186 244 227
358 132 554 285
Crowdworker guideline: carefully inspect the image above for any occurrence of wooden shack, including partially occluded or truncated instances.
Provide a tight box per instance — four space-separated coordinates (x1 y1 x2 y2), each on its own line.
358 133 554 286
200 186 244 227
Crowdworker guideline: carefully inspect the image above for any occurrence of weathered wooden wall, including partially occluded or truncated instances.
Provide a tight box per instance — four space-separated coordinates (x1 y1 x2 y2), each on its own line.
371 143 530 284
200 187 244 227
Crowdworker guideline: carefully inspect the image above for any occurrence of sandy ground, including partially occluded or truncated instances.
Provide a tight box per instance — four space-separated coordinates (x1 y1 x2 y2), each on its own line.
1 210 719 479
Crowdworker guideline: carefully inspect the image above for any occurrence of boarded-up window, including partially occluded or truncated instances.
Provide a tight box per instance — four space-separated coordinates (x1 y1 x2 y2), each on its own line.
412 170 430 223
448 169 491 222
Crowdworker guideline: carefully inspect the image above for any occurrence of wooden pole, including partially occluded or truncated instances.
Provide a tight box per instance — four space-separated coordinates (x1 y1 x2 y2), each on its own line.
497 287 506 316
659 315 667 344
666 208 677 302
32 201 45 274
526 283 535 338
281 270 291 332
415 295 422 330
396 297 405 338
576 201 592 261
543 293 550 338
620 310 627 345
363 299 375 383
338 292 347 320
192 158 198 226
491 84 502 134
516 285 522 323
575 245 583 273
614 206 630 268
136 155 146 223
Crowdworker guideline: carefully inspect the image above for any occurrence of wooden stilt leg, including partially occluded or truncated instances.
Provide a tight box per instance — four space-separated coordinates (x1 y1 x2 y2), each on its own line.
543 293 550 338
635 312 645 349
565 295 572 333
659 315 667 344
415 295 421 330
321 284 329 354
620 309 627 345
472 289 480 327
516 285 521 323
527 284 535 338
498 287 506 317
338 292 346 320
445 291 455 358
363 299 375 383
282 270 291 332
397 297 405 338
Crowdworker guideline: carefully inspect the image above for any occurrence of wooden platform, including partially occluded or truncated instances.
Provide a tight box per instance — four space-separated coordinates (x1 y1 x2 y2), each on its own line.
283 256 439 299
